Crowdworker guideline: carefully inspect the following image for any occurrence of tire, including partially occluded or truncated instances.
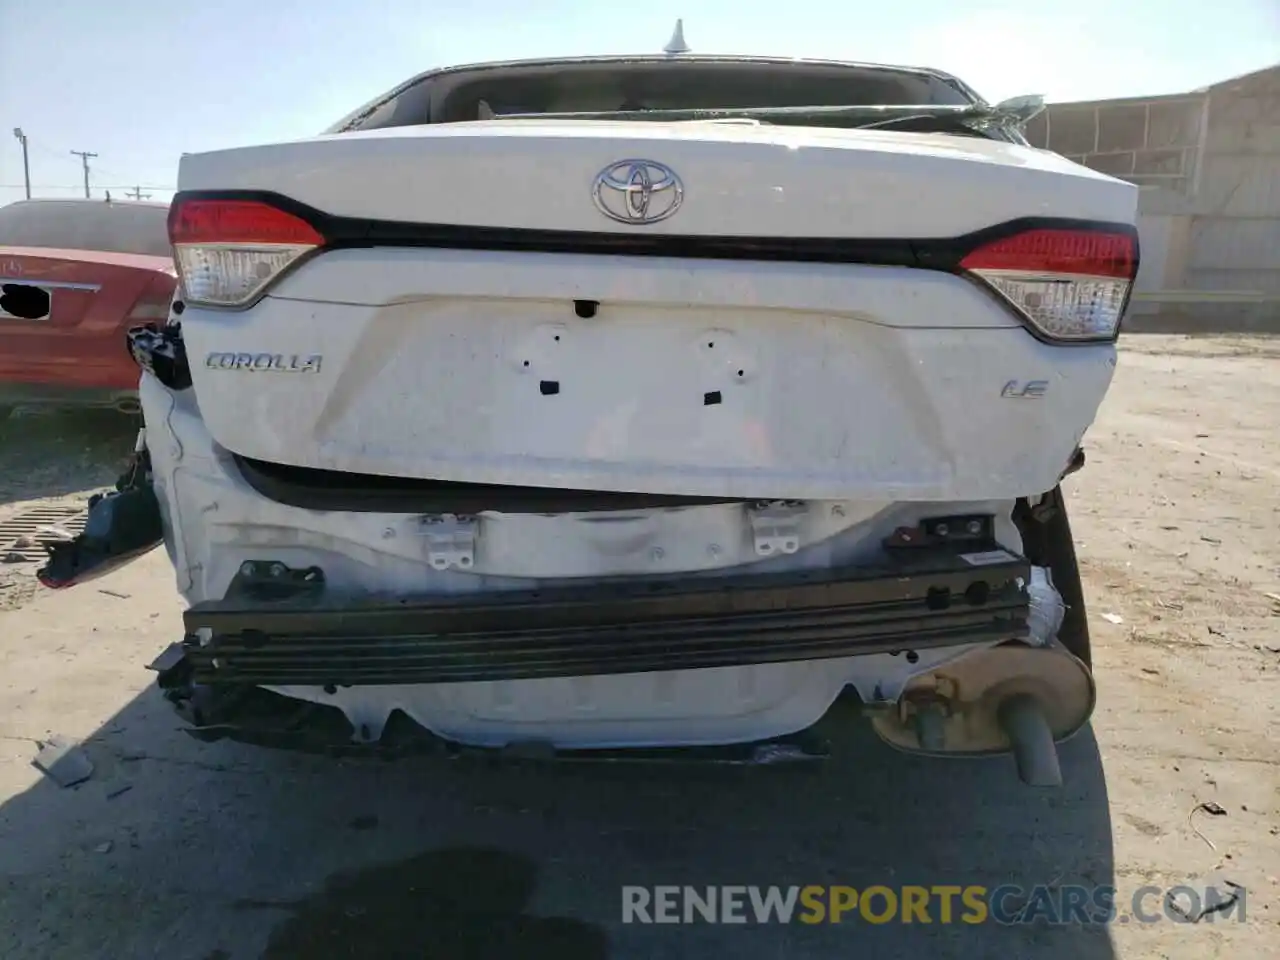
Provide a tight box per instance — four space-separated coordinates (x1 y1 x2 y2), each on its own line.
1014 485 1092 668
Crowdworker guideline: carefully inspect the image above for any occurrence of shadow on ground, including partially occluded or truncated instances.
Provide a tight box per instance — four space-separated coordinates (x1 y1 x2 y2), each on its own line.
0 410 1118 959
0 409 138 507
0 681 1118 960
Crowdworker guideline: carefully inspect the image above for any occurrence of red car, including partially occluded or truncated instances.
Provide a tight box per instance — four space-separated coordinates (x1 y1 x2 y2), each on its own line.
0 198 175 414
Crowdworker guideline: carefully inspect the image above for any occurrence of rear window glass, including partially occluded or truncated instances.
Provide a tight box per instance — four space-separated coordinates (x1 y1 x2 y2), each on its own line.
0 200 171 257
342 60 974 130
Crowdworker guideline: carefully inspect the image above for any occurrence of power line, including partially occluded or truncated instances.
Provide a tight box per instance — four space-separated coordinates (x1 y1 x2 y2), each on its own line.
69 149 98 198
125 185 152 200
0 183 176 193
26 136 80 167
22 136 146 177
24 138 135 185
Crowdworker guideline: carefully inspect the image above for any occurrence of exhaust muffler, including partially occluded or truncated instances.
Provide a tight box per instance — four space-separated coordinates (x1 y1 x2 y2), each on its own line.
871 643 1095 786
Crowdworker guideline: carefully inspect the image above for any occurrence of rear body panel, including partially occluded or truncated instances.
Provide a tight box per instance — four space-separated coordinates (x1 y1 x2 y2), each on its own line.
186 248 1115 500
0 245 175 401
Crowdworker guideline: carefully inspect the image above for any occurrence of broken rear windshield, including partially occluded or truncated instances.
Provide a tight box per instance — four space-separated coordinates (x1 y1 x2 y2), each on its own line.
336 59 976 131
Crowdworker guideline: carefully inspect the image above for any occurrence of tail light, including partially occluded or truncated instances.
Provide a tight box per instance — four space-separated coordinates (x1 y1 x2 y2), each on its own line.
125 273 179 322
168 198 324 308
960 227 1138 342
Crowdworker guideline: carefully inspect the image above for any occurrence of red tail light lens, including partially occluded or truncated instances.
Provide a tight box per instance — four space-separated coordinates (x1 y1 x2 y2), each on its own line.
168 200 324 246
960 228 1139 342
168 198 324 308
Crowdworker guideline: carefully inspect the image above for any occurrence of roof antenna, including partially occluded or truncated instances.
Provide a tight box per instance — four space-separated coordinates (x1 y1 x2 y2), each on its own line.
663 18 689 55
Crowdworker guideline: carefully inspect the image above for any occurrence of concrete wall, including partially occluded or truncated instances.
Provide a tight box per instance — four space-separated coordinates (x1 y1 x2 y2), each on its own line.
1025 66 1280 331
1024 95 1205 306
1188 68 1280 296
1024 95 1205 195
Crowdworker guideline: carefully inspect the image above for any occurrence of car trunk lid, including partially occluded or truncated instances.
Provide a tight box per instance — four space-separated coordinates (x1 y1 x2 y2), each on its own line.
168 122 1137 501
177 121 1131 238
1 247 175 385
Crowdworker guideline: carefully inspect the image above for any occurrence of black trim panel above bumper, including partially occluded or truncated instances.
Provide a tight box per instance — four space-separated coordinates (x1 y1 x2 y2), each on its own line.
232 453 738 514
182 548 1030 686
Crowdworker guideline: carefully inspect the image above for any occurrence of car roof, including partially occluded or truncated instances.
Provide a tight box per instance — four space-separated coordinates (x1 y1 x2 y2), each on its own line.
0 198 171 257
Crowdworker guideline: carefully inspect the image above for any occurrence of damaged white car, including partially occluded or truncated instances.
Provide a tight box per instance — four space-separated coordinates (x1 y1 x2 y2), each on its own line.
41 45 1138 786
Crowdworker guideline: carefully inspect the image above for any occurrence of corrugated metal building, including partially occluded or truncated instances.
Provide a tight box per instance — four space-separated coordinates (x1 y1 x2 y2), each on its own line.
1024 64 1280 330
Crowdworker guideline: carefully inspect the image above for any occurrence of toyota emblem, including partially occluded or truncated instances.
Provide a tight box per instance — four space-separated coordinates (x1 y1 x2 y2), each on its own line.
592 159 684 225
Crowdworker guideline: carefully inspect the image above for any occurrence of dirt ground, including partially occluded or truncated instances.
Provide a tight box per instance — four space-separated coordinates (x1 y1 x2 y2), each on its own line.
0 334 1276 960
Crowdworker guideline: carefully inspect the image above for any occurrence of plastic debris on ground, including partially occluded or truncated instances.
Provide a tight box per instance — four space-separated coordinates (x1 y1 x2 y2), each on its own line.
32 735 95 788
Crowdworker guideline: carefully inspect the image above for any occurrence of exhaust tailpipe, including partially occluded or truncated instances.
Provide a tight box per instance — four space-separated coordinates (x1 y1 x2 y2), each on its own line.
911 699 948 752
998 693 1062 787
871 643 1094 785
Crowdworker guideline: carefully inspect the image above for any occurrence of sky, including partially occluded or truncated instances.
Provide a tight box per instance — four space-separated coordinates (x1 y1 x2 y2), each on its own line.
1 0 1277 207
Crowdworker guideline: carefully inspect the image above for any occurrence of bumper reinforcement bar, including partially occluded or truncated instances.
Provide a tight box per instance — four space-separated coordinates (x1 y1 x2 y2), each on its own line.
179 547 1031 687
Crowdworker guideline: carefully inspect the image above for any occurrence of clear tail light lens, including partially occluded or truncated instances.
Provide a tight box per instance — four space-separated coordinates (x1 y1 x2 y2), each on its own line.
167 199 324 308
960 228 1138 342
126 274 179 322
125 296 174 321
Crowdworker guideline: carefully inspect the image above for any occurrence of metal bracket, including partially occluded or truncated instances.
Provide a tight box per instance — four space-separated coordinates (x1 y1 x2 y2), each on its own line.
225 560 325 603
419 513 478 571
1029 492 1059 523
746 501 806 557
884 514 994 550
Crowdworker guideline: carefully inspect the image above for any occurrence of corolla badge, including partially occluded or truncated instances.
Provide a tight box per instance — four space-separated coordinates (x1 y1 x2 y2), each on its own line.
592 160 684 225
205 352 322 373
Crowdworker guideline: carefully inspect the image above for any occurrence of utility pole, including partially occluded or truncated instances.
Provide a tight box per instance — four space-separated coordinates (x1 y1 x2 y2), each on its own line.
125 185 151 200
11 128 30 199
70 149 98 198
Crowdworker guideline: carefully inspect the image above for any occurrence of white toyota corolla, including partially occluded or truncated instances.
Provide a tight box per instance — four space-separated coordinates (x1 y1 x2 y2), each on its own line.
41 45 1138 786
